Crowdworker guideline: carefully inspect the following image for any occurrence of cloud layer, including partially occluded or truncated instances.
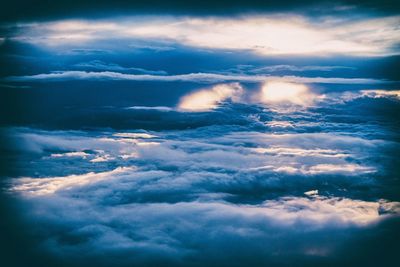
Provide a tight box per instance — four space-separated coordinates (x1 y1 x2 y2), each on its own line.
8 119 400 266
4 70 389 84
1 8 400 267
6 15 400 56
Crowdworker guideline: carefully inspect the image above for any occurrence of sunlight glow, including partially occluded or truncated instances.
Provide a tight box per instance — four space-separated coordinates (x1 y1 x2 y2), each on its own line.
10 15 400 56
260 81 317 105
179 83 243 111
12 167 133 196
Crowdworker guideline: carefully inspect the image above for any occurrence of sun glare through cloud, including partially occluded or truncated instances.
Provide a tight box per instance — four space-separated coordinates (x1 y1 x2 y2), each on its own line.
178 83 243 111
260 81 318 106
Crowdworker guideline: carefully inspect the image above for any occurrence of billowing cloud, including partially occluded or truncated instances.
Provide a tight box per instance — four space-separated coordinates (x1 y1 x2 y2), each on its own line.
10 163 400 266
8 126 385 190
5 85 400 265
12 168 399 226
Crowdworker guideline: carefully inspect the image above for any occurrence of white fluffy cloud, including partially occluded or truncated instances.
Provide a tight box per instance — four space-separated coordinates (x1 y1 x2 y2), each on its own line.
10 166 400 263
10 128 383 193
6 96 399 265
5 89 399 265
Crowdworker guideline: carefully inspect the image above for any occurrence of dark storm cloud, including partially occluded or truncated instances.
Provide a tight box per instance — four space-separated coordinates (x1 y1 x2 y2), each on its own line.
0 0 399 22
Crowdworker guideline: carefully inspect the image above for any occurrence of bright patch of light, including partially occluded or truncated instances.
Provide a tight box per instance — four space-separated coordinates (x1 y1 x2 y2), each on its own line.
113 132 157 139
51 151 90 158
12 167 133 196
308 164 375 174
179 83 243 111
304 190 319 196
260 81 317 105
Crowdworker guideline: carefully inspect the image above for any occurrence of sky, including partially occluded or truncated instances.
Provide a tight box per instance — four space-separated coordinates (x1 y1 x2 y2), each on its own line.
0 1 400 267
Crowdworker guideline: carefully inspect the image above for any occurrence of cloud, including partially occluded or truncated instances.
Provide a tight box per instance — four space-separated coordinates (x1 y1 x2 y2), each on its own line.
327 89 400 104
12 168 399 226
4 85 400 266
251 147 348 158
177 80 376 110
10 166 400 266
5 84 400 266
306 164 375 174
178 83 244 111
51 151 90 158
360 89 400 99
0 83 31 89
8 127 384 190
8 15 400 56
74 60 168 75
245 64 356 73
218 63 357 75
113 132 157 139
125 106 174 111
4 70 388 84
12 167 133 195
304 189 319 196
258 81 320 106
2 6 400 266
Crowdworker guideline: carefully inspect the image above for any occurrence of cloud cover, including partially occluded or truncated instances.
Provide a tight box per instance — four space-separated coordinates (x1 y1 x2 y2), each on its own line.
7 119 400 266
4 15 400 56
4 70 389 84
2 86 400 266
1 3 400 266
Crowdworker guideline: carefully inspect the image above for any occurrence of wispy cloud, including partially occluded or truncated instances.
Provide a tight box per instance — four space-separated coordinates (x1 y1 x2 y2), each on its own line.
4 70 389 84
244 65 356 73
74 60 168 75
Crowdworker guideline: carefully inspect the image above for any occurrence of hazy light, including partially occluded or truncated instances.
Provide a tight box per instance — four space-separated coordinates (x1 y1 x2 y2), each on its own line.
308 164 375 174
260 81 317 105
113 132 157 139
9 15 400 56
12 167 133 196
179 83 243 111
51 151 90 158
